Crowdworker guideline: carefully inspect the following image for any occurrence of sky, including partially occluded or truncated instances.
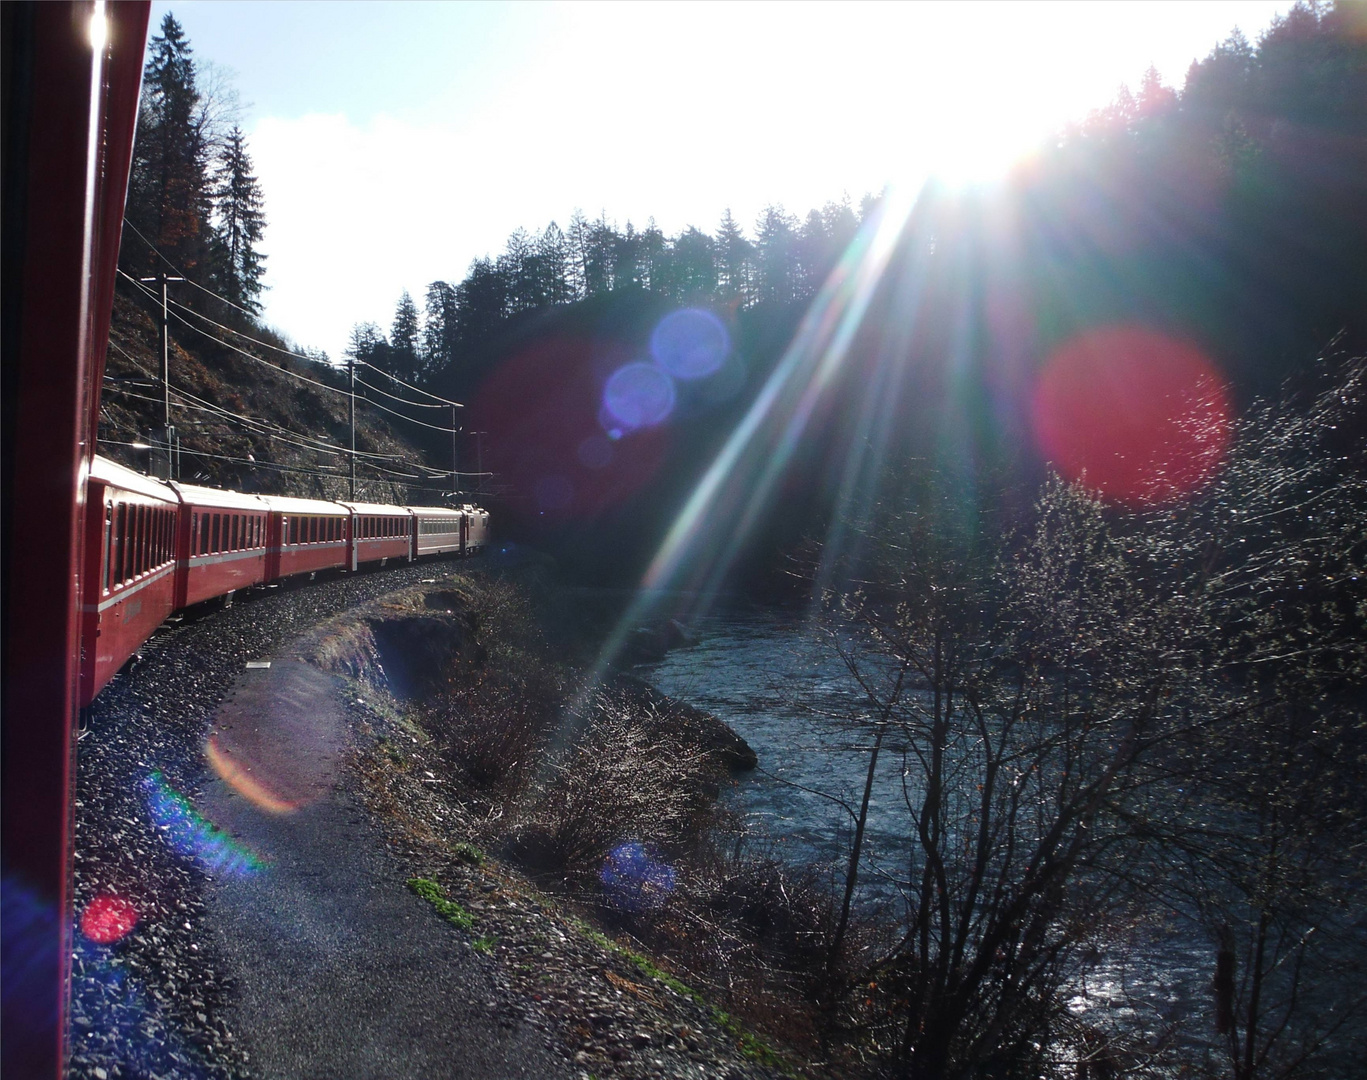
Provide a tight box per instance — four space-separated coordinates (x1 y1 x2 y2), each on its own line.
151 0 1295 364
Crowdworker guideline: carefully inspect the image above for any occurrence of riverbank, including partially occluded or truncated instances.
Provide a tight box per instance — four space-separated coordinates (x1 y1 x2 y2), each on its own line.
301 571 825 1079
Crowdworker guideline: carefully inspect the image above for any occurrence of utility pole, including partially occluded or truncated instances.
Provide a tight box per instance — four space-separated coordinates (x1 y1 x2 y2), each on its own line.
348 352 356 499
139 272 184 478
472 431 485 498
451 407 460 500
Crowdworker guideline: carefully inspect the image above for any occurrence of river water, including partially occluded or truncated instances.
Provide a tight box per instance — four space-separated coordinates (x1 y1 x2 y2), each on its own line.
639 607 1218 1058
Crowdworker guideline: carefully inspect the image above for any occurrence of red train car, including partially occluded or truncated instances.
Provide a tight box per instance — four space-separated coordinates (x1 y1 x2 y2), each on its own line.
340 502 414 569
259 495 350 581
170 482 270 608
79 457 182 707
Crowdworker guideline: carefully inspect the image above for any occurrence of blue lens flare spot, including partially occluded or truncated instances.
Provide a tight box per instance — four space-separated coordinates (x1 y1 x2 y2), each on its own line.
651 308 729 380
600 841 676 912
577 435 614 470
603 363 675 431
143 771 265 877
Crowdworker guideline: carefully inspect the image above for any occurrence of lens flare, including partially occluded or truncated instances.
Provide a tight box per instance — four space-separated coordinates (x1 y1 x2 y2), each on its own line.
205 735 299 816
600 842 676 912
472 339 669 523
143 771 265 877
603 362 676 431
576 435 614 469
651 308 729 380
80 895 139 944
1031 326 1232 506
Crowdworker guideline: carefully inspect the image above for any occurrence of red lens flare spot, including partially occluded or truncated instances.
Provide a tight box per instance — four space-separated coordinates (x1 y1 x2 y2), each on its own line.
1031 327 1232 506
80 894 139 944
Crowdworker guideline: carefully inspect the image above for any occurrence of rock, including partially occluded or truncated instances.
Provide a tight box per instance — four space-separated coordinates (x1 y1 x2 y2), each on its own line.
605 674 757 771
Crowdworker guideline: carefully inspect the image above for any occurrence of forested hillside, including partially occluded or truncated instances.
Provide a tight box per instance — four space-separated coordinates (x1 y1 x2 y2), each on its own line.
339 1 1364 583
107 4 1366 579
104 13 445 502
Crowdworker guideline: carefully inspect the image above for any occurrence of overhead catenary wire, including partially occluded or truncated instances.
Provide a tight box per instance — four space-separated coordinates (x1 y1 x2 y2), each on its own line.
357 359 463 408
114 226 485 490
118 247 466 413
121 273 464 436
102 379 449 476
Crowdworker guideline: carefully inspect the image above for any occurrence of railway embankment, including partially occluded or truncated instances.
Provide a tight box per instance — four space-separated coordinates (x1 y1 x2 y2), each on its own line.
70 559 802 1080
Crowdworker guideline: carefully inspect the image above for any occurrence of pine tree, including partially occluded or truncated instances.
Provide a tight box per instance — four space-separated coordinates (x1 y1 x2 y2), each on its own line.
584 213 618 295
422 281 458 377
671 226 717 300
716 208 752 304
211 126 267 312
538 222 571 306
390 290 421 381
126 13 213 277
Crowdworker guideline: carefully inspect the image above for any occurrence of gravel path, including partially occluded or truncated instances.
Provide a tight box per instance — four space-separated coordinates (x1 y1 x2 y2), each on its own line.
69 559 791 1080
70 561 564 1080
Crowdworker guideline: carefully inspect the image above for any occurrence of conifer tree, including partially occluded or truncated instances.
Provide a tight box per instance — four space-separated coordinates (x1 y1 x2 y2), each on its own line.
716 208 752 304
211 126 267 312
126 12 213 277
422 281 458 377
390 290 422 380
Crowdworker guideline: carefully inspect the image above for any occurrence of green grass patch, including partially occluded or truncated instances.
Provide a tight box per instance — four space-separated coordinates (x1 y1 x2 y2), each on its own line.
407 877 474 930
569 918 793 1071
452 841 484 866
472 935 497 954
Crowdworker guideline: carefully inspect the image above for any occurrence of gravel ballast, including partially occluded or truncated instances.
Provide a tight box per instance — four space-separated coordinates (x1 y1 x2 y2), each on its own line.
69 561 789 1080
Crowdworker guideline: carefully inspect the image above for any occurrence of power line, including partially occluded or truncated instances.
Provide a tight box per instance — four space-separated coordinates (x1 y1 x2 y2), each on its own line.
102 380 431 469
166 293 319 365
353 373 448 409
121 229 466 414
353 389 461 433
116 225 480 479
358 359 463 408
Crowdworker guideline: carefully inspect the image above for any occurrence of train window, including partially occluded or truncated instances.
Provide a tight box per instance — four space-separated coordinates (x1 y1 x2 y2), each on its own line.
134 505 145 579
199 513 209 555
103 504 114 592
210 514 219 553
310 517 318 543
116 504 126 583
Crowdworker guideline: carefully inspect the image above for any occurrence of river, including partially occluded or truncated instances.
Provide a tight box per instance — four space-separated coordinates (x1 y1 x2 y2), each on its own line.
639 606 1220 1062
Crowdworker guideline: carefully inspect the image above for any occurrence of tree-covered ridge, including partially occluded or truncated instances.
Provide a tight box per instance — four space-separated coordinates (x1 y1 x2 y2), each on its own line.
123 12 268 315
350 0 1364 402
346 198 870 383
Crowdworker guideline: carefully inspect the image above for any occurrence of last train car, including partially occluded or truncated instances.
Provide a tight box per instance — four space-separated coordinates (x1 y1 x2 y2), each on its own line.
79 456 182 707
464 504 490 554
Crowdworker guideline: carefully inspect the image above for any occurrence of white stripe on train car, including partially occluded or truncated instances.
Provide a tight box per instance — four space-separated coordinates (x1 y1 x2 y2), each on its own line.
90 563 176 613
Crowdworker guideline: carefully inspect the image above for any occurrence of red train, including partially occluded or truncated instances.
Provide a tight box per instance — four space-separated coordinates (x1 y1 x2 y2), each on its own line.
81 455 490 707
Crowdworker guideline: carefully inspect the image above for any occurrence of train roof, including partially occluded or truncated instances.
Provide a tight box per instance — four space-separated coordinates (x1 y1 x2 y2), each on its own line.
253 493 350 516
88 455 179 502
166 481 271 512
406 505 466 516
334 501 413 516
